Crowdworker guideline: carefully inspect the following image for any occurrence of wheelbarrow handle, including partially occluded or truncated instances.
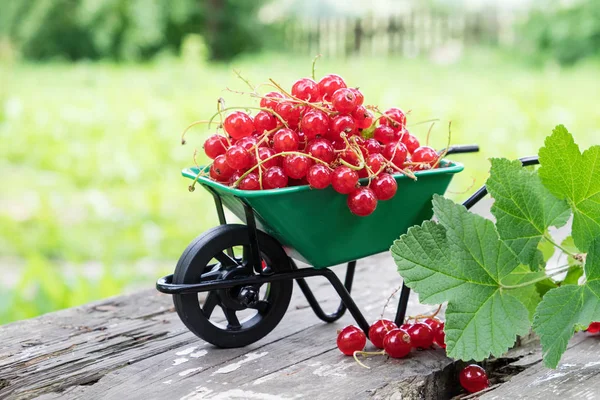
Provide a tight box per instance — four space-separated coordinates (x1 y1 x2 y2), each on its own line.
462 155 539 210
442 144 480 155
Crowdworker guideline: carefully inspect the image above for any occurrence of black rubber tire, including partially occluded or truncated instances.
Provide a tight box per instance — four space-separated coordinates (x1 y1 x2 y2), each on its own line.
173 224 293 348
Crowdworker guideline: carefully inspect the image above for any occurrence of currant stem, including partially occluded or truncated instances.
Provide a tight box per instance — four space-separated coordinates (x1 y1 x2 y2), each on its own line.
353 350 385 369
233 69 255 91
268 78 333 114
501 264 574 290
379 285 404 321
425 121 435 147
208 106 289 129
181 120 211 144
232 151 331 187
432 121 452 169
311 54 321 81
407 118 440 127
543 233 579 260
407 304 443 322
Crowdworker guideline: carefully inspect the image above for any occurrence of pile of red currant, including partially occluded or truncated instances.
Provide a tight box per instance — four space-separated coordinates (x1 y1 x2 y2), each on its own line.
338 318 490 394
198 73 445 216
337 317 446 362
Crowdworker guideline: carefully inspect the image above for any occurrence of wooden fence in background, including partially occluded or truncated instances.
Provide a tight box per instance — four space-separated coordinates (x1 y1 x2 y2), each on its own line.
283 9 517 58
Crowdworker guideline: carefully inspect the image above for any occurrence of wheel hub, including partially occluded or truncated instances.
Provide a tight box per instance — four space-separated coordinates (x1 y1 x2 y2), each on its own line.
217 267 261 310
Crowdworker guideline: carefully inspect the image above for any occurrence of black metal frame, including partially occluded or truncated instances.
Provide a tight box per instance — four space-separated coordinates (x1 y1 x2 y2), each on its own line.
157 144 532 337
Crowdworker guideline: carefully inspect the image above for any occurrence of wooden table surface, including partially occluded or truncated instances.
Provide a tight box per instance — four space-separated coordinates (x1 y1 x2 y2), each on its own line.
2 201 599 400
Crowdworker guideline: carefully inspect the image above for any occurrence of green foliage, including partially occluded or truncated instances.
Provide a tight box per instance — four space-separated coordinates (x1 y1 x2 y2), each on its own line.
392 125 599 368
391 196 530 361
0 0 268 61
487 158 570 268
539 126 600 252
533 239 600 368
521 0 600 65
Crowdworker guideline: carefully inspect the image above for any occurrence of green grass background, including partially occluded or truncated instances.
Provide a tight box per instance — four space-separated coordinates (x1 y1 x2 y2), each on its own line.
1 50 599 324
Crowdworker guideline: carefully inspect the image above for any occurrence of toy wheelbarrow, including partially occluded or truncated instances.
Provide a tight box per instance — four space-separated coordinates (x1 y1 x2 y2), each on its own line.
156 145 535 348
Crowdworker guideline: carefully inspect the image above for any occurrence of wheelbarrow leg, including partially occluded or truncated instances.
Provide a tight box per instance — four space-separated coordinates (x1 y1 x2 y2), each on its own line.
294 260 356 323
394 283 411 326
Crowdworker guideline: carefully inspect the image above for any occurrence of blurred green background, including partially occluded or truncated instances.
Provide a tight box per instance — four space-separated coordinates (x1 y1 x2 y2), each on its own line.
1 0 599 324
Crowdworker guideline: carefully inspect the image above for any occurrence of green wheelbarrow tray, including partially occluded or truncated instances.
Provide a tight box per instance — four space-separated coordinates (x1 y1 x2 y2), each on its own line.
183 160 463 269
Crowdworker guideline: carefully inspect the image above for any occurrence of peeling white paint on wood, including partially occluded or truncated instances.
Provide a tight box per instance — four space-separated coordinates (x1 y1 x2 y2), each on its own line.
181 387 296 400
179 367 202 377
252 374 276 386
212 352 268 375
190 350 208 358
176 346 198 356
312 359 353 377
172 358 188 366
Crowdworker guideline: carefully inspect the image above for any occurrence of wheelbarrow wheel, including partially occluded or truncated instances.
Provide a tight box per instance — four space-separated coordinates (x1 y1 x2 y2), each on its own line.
173 224 293 348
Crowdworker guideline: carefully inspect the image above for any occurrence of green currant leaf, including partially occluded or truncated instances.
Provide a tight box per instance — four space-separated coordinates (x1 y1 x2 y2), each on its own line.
487 158 570 269
539 236 557 262
501 264 544 321
391 195 530 361
533 237 600 368
536 278 558 297
562 266 583 285
539 125 600 251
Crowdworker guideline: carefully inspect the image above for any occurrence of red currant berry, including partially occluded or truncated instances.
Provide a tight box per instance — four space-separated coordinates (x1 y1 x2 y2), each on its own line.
307 138 335 163
210 155 235 182
381 107 407 132
347 187 378 217
349 88 364 106
275 102 304 129
341 148 361 167
260 91 284 110
368 319 398 349
224 111 254 140
374 125 396 144
238 173 260 190
459 365 489 394
586 322 600 333
434 322 446 349
204 134 229 159
257 147 279 169
352 106 373 130
283 154 311 179
331 88 359 115
301 110 329 140
364 138 382 155
291 78 320 102
318 74 347 102
383 328 412 359
307 164 332 189
225 145 252 170
423 318 442 332
412 146 439 170
332 166 359 194
383 141 408 168
272 128 299 152
406 322 434 349
400 132 420 154
235 135 257 151
328 115 357 141
263 166 288 189
254 110 278 134
372 173 397 200
365 153 386 176
296 130 308 150
336 325 367 356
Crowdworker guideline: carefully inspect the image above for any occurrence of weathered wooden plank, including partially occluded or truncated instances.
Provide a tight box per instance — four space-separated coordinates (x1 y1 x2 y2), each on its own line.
1 254 446 400
480 333 600 400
